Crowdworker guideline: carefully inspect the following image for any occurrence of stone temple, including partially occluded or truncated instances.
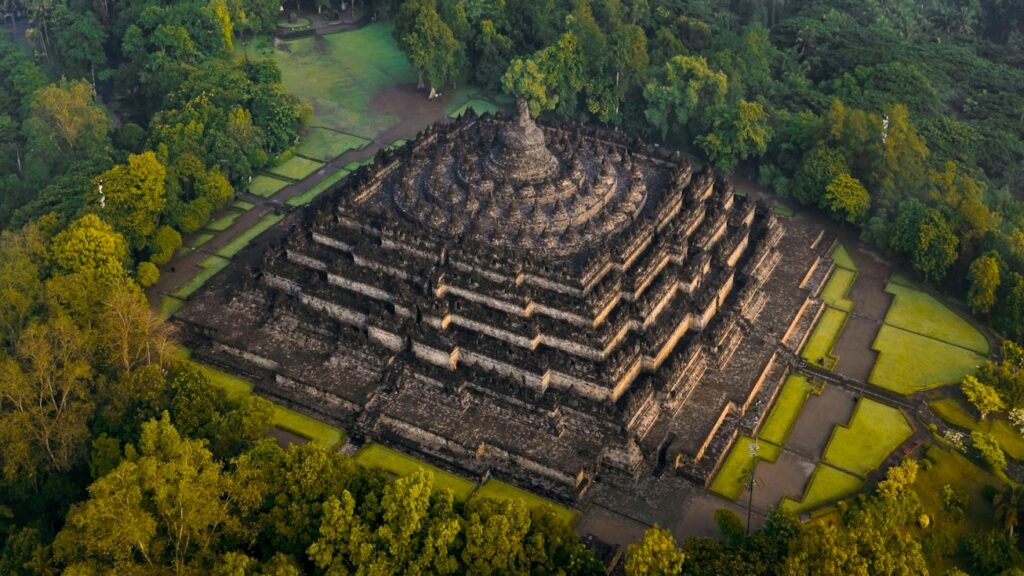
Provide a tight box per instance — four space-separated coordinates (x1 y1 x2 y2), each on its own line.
177 100 836 512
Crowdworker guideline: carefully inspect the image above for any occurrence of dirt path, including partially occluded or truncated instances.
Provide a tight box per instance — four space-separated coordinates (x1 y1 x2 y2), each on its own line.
147 82 467 306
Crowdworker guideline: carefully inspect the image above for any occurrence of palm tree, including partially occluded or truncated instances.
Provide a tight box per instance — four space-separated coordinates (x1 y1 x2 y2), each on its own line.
994 484 1024 536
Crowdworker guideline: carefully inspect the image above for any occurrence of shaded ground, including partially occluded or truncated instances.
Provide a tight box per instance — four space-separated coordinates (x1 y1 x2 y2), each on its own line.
267 426 309 448
785 386 858 458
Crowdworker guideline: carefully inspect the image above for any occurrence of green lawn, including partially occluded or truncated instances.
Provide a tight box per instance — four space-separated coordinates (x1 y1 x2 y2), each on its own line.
781 464 864 514
187 232 215 249
832 243 858 271
709 435 782 500
354 444 477 501
268 156 324 181
759 374 814 446
883 282 989 354
158 296 185 319
206 211 241 232
448 98 499 118
869 325 986 394
215 213 284 259
820 267 856 312
800 306 848 370
914 445 1005 574
233 200 255 211
286 168 350 207
470 479 578 526
171 255 230 299
772 203 796 217
822 398 913 478
249 174 291 198
272 24 417 139
198 361 345 450
930 398 1024 461
297 127 371 162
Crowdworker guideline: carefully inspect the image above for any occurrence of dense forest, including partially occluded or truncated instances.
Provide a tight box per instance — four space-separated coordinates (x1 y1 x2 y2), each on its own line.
389 0 1024 341
0 0 1023 574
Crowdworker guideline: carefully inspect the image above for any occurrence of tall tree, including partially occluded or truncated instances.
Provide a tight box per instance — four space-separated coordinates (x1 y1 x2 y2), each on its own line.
94 151 167 250
967 254 1001 315
625 526 685 576
644 55 727 140
24 79 110 168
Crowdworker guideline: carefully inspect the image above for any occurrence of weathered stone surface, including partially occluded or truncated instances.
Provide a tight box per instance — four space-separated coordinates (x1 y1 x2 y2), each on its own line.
176 103 831 511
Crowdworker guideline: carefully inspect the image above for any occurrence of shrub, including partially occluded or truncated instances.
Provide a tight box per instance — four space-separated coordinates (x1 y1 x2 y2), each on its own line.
137 261 159 287
971 431 1006 475
149 226 182 265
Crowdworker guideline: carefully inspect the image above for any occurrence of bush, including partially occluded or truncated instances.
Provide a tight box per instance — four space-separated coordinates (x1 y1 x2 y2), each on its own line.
137 261 159 287
966 529 1019 575
149 226 182 265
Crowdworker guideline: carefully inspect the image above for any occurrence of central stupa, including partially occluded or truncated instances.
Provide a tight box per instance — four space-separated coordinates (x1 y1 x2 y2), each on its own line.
176 102 835 504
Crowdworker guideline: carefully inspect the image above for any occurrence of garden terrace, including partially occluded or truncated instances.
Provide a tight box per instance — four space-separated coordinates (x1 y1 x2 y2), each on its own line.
176 102 831 504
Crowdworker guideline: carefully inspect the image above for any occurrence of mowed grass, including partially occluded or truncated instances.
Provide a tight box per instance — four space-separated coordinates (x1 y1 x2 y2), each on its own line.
215 213 284 259
268 156 324 180
832 243 858 271
869 325 986 394
297 127 371 161
471 480 578 526
883 282 989 354
448 98 499 118
171 255 230 299
197 361 345 449
822 398 913 478
354 444 476 501
800 306 848 370
187 232 215 249
286 168 349 207
930 398 1024 461
158 296 185 319
249 174 291 198
820 267 856 312
780 464 864 514
206 211 241 232
273 24 417 139
709 435 782 500
759 374 814 446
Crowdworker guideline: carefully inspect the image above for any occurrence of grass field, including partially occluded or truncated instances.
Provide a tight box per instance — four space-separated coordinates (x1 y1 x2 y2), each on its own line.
709 435 782 500
821 267 856 312
296 127 371 161
914 445 1005 573
471 480 578 525
287 169 349 207
206 211 241 232
354 444 477 500
822 398 913 477
268 156 324 180
869 325 986 394
233 200 255 211
187 232 215 249
448 98 499 118
197 361 345 449
801 306 848 370
781 464 864 514
930 398 1024 461
832 243 858 271
272 24 416 139
158 296 185 319
171 255 230 299
249 174 291 198
759 374 814 446
883 282 989 354
215 213 284 259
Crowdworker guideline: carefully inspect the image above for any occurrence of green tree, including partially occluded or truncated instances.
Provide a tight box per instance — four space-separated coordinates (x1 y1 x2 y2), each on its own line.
962 375 1005 421
823 173 871 224
50 213 128 281
697 100 772 172
149 226 182 266
881 104 929 199
971 431 1006 475
876 458 918 500
968 254 1001 315
644 55 727 140
54 413 234 574
994 484 1024 537
625 526 685 576
397 0 460 94
792 145 847 206
502 32 585 118
95 151 167 250
473 19 513 90
24 79 110 167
